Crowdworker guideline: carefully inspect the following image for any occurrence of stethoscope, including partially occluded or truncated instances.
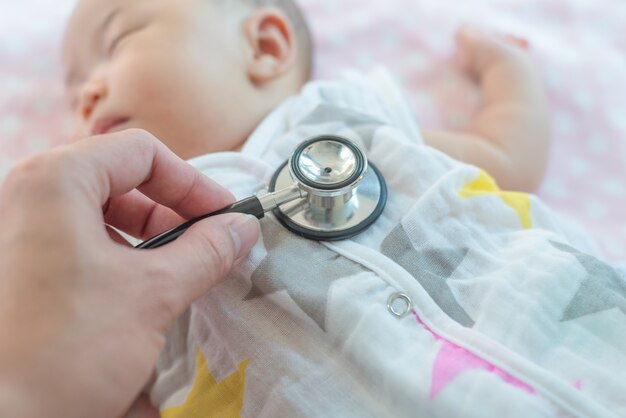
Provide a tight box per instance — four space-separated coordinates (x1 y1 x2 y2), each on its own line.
136 135 387 249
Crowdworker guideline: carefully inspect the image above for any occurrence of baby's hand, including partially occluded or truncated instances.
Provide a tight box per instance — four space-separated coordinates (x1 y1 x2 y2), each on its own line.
455 27 532 79
423 26 550 191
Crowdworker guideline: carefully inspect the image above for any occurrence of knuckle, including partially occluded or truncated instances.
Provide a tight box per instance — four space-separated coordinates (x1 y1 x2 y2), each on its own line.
124 128 157 142
192 223 237 284
5 153 50 184
154 290 179 329
121 128 161 150
3 151 71 195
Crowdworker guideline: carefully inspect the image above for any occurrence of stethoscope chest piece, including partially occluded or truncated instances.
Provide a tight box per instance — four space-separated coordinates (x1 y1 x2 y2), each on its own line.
269 135 387 241
136 135 387 249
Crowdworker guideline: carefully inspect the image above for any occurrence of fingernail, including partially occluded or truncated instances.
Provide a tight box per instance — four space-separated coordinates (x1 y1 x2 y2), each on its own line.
228 214 260 262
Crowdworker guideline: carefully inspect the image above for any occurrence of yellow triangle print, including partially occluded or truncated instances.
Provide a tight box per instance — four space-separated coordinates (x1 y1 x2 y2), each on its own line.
162 348 249 418
459 170 532 229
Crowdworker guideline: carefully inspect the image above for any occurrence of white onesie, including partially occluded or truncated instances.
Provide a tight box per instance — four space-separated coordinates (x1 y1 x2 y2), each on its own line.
150 68 626 418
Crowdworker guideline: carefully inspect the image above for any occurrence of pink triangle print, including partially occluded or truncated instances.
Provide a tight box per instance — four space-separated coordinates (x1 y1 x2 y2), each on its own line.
411 312 535 399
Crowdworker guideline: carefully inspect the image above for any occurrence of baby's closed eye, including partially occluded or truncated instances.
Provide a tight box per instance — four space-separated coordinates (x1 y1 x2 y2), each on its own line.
104 24 146 57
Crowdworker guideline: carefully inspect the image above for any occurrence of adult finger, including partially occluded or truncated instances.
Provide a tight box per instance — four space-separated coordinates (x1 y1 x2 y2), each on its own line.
133 213 260 331
63 129 234 220
104 190 187 240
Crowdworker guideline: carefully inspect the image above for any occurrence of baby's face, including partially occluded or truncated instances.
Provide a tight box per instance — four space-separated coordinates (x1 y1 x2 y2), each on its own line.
63 0 260 159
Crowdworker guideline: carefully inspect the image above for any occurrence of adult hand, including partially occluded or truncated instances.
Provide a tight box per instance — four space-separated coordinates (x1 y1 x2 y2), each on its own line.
0 129 260 418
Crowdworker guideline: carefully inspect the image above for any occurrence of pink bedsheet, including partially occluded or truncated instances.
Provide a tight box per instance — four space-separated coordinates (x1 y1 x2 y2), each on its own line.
1 0 625 260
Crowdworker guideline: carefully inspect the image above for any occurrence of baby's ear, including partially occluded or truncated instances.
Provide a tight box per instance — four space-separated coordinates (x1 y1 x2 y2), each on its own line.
243 7 297 84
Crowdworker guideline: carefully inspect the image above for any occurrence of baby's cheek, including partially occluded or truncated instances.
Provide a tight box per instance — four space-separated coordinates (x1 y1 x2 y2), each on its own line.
114 52 167 105
121 69 163 106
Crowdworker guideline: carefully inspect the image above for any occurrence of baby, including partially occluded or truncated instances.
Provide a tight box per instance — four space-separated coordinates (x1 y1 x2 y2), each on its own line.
63 0 548 192
62 0 626 417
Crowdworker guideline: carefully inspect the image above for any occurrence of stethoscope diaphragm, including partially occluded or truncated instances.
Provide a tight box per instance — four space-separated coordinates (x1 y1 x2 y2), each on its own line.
269 135 387 241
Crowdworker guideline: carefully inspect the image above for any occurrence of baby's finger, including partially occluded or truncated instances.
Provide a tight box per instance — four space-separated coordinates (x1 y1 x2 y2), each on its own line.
503 34 530 50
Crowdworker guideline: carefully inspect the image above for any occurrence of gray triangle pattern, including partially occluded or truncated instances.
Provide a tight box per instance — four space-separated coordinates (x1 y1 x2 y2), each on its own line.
245 220 369 330
380 224 474 327
550 241 626 321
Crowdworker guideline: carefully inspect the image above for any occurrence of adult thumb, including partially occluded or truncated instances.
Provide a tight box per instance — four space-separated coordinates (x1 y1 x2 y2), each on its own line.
136 213 260 325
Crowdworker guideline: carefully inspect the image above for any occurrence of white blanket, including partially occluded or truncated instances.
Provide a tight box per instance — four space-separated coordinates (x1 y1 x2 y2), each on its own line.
151 68 626 418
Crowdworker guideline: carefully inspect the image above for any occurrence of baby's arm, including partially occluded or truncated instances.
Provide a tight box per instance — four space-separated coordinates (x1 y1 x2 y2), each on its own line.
423 29 550 192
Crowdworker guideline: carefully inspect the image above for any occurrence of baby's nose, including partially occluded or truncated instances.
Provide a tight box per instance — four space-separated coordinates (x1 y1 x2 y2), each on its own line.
79 79 107 120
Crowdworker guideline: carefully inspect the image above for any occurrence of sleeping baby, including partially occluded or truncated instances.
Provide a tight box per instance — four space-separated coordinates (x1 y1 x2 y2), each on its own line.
62 0 626 417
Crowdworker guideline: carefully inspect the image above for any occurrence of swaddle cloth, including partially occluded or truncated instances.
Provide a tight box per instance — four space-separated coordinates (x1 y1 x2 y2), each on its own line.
150 68 626 418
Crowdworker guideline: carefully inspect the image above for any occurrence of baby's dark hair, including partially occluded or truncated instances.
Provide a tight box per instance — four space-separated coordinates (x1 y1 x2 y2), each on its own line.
241 0 313 81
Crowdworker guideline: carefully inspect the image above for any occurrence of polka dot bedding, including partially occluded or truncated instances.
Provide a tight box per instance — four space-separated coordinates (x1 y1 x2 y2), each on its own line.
1 0 625 260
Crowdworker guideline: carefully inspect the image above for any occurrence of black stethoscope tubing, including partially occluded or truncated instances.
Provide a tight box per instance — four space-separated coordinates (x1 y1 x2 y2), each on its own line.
135 195 266 249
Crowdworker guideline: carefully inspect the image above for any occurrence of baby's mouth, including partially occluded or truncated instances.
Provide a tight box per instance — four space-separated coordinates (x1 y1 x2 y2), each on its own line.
91 117 130 136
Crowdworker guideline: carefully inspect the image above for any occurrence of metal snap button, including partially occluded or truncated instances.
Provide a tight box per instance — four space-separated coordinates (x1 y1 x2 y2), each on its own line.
387 292 413 318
